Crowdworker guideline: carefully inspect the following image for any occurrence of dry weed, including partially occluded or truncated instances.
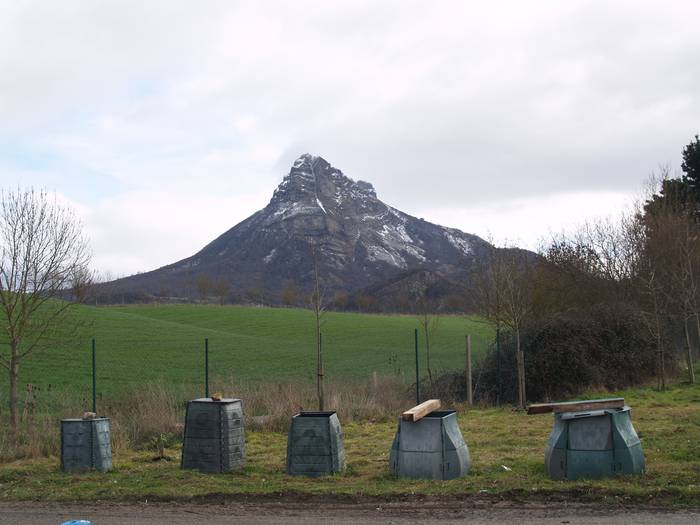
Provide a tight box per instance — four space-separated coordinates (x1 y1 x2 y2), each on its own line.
0 375 412 460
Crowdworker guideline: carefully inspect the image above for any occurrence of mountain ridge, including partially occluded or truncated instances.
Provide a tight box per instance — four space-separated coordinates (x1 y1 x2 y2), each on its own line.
100 154 507 309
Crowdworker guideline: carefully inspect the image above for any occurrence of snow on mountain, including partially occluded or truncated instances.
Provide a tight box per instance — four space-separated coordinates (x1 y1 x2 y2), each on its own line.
104 153 500 305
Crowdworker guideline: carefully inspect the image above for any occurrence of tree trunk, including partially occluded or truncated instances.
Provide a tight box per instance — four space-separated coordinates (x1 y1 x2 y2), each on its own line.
316 315 324 411
650 290 665 390
684 318 696 384
516 329 526 409
655 309 665 390
9 346 18 431
695 313 700 360
521 351 527 408
496 325 502 406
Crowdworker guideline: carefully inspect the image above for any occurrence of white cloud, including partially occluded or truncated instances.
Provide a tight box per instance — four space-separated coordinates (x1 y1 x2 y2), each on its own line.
1 1 698 275
416 190 637 252
82 187 271 276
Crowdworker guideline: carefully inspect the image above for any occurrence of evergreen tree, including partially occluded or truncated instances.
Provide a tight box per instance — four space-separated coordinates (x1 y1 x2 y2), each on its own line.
643 134 700 218
681 134 700 197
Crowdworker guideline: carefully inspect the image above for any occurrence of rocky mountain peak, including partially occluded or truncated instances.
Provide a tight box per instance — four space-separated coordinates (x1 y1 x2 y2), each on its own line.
268 154 377 218
104 153 504 309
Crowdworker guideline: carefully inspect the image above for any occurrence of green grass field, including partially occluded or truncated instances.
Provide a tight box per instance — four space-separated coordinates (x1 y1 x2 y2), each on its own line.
1 304 492 401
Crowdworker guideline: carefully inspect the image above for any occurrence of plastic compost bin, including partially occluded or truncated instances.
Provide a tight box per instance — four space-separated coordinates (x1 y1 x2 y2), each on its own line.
60 418 112 472
286 411 346 476
545 406 645 480
181 398 246 473
389 410 471 480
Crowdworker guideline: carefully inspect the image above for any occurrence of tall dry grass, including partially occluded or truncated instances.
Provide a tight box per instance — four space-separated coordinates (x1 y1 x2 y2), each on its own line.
0 375 413 462
219 375 412 432
0 387 87 461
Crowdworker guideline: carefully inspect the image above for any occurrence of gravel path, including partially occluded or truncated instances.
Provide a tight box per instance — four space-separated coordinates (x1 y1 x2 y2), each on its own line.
0 501 698 524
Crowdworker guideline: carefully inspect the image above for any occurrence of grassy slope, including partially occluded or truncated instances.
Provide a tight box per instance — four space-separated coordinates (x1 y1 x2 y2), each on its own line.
3 304 492 398
1 381 698 505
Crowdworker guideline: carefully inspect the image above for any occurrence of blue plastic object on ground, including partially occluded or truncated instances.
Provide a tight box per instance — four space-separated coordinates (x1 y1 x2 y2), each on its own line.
60 521 91 525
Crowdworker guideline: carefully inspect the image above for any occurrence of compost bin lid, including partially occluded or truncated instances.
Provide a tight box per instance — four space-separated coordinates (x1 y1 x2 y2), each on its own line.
190 397 241 404
559 406 630 420
422 410 456 418
297 411 337 417
61 417 110 422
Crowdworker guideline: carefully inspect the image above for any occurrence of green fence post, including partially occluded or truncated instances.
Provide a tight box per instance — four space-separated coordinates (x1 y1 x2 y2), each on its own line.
496 326 501 406
91 338 96 414
414 328 420 405
205 338 209 398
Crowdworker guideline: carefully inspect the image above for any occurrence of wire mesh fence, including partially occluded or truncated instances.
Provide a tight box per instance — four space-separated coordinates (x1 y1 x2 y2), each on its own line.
0 320 493 417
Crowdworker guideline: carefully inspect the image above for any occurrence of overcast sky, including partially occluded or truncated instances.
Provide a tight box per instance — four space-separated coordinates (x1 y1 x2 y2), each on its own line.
1 1 699 276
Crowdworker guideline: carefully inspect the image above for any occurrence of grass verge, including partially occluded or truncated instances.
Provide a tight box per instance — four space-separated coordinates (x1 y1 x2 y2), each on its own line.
1 380 698 506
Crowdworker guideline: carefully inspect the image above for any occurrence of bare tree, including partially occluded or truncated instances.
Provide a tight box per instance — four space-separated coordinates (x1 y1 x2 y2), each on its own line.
641 171 699 385
156 285 169 304
281 280 298 306
308 243 326 410
70 265 94 303
91 269 118 305
541 206 677 391
662 212 698 384
642 265 669 390
575 217 640 295
410 276 440 389
355 293 376 312
0 189 92 429
629 204 670 390
332 291 349 310
473 244 534 409
213 278 230 306
244 275 266 306
417 305 439 390
196 274 212 302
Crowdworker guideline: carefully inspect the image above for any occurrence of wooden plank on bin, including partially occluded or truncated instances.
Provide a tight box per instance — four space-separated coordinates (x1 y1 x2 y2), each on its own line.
527 397 624 415
402 399 441 422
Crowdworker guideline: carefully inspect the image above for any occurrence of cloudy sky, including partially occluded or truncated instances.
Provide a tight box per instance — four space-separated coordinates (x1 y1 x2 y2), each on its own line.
1 1 698 276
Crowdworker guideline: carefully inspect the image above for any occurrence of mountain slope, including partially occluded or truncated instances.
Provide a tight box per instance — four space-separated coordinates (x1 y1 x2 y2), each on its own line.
102 154 501 305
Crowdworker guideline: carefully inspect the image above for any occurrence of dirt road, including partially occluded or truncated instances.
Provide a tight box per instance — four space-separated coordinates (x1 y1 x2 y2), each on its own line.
0 501 698 524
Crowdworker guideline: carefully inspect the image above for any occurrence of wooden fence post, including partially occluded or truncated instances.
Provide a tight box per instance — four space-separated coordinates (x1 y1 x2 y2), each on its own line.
466 334 473 407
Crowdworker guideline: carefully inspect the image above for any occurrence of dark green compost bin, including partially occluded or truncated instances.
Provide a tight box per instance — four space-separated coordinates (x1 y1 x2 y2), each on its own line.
181 398 245 473
545 406 645 480
389 410 471 480
286 411 346 476
60 417 112 472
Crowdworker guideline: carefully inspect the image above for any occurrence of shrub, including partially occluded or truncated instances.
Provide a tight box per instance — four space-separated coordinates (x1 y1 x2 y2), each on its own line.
470 304 659 404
